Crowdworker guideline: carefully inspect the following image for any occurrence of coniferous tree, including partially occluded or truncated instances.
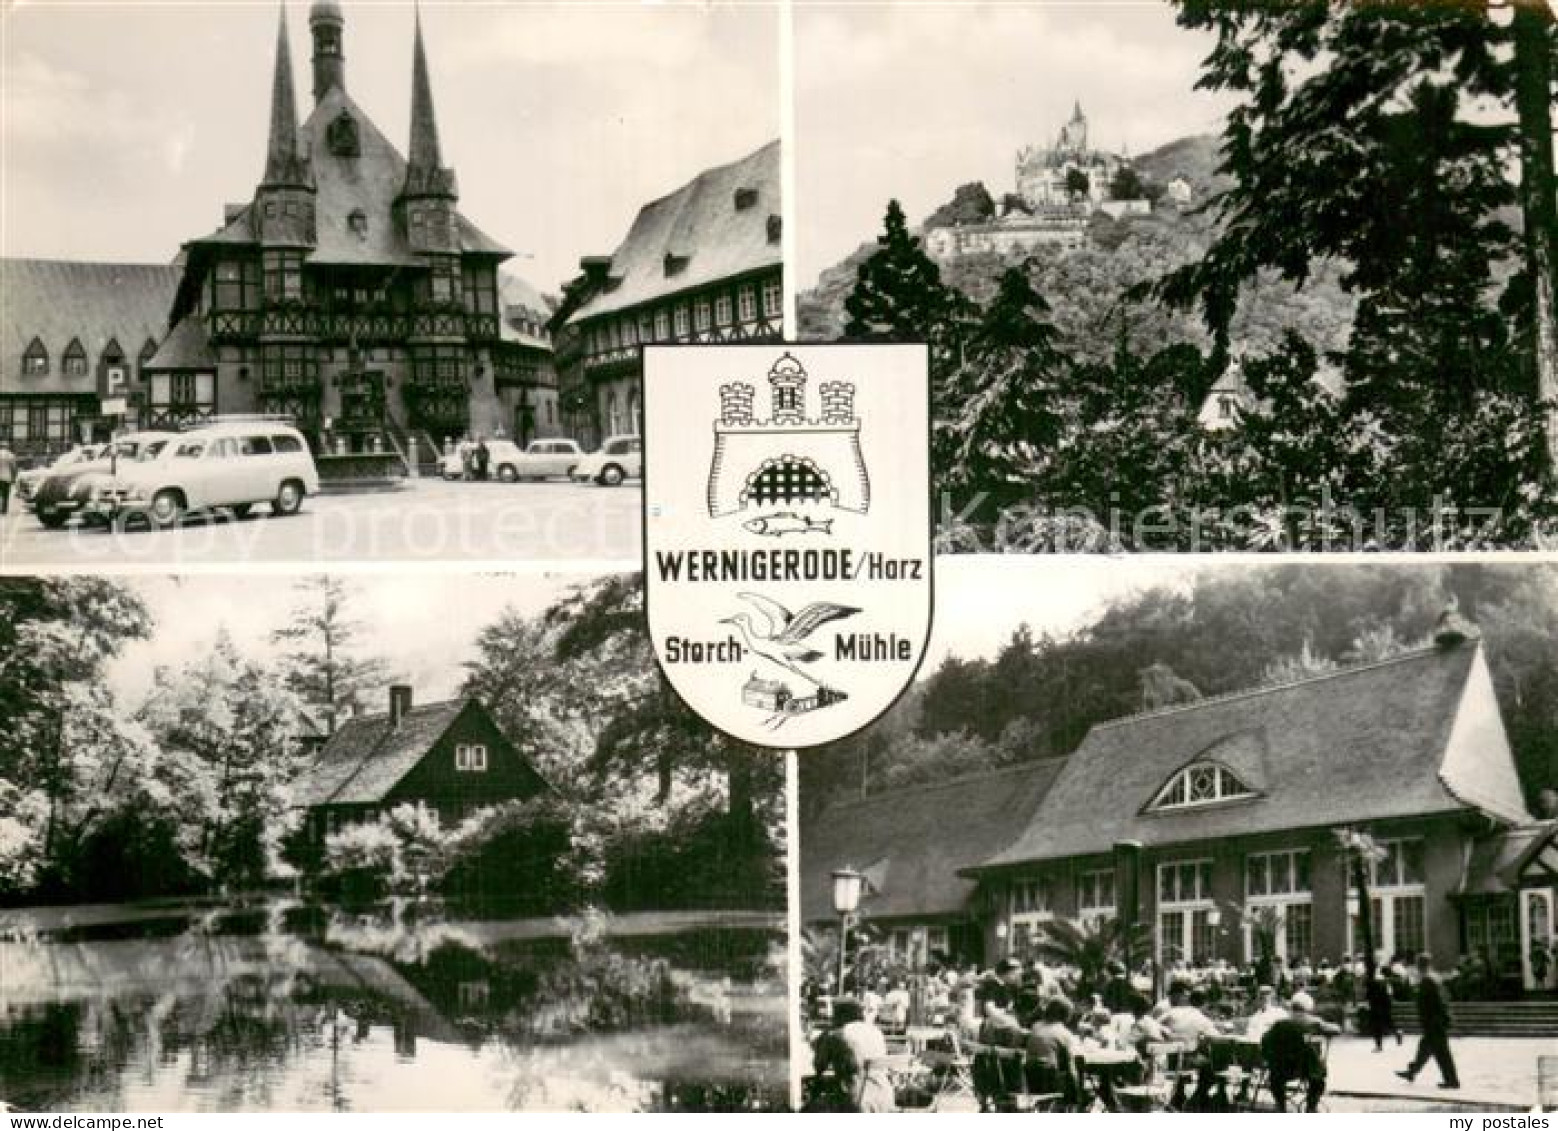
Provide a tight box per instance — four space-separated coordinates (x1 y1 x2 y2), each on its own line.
1157 0 1557 491
271 576 393 734
936 267 1070 509
844 200 962 353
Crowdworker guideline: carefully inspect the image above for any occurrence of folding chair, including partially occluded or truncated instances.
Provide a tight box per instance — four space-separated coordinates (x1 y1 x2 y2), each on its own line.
920 1029 977 1105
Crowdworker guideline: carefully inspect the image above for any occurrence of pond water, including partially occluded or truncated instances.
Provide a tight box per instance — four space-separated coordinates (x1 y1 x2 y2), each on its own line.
0 901 788 1112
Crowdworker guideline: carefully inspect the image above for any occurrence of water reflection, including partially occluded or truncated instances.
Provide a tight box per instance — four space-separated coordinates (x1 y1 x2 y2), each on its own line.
0 901 787 1111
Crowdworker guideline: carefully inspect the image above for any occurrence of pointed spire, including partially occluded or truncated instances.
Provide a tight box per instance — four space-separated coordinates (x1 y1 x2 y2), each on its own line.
1072 98 1084 122
263 6 304 185
408 9 443 172
402 7 457 200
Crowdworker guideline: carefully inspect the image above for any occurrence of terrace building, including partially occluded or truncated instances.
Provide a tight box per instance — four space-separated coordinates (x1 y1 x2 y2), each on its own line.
803 618 1557 994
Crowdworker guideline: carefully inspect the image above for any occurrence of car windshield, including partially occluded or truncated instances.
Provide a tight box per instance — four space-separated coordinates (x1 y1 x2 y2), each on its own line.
175 441 205 459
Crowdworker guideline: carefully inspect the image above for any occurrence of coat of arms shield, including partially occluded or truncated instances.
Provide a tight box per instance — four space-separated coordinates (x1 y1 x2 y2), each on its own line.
642 343 933 749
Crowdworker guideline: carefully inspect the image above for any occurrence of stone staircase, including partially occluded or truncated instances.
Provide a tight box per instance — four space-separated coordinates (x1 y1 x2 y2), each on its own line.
1396 998 1558 1038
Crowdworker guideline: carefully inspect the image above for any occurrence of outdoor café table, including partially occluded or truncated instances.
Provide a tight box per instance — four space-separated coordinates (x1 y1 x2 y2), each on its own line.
1076 1045 1140 1111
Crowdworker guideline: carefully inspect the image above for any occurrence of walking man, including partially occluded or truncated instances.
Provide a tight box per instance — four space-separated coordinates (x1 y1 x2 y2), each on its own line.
0 440 16 516
1396 954 1460 1089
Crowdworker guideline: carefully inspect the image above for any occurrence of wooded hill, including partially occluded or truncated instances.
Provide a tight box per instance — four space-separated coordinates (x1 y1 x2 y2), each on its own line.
799 134 1357 365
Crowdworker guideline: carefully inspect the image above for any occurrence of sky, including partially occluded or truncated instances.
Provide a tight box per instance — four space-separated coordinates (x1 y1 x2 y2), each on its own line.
106 570 595 708
795 1 1235 283
1 0 779 295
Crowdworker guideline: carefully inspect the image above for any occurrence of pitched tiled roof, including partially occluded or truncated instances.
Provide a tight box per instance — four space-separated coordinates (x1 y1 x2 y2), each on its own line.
800 759 1067 924
1460 822 1557 896
290 698 468 807
978 641 1530 872
566 140 780 322
189 86 509 266
1 259 179 386
145 315 215 371
498 272 552 351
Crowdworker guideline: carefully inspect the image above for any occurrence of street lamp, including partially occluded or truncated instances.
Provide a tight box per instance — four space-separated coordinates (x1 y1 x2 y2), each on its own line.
831 867 864 996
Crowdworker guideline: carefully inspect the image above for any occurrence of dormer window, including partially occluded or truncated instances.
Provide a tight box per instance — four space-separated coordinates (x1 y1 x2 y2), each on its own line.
348 209 369 239
734 187 758 211
22 338 49 375
663 252 688 277
327 110 360 157
767 214 782 244
63 339 88 377
1149 761 1255 812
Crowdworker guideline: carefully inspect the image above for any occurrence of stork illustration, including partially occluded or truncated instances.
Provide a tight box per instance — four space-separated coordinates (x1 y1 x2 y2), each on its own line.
721 591 861 685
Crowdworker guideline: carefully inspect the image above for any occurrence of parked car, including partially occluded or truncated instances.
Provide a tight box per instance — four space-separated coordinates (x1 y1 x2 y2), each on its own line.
90 422 319 529
31 432 178 529
570 435 642 486
15 444 102 506
502 438 585 481
481 439 528 482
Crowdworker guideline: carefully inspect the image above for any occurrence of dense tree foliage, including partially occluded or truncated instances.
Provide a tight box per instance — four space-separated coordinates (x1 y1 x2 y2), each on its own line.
809 6 1557 548
462 574 785 912
801 564 1558 812
1 576 783 913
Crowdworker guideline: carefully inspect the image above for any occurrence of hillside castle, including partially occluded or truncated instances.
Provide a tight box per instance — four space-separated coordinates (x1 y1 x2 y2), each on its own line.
925 102 1156 261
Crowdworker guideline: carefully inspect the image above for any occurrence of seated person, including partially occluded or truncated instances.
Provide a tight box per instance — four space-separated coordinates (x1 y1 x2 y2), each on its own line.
1159 983 1225 1110
1159 982 1221 1047
1259 992 1340 1113
1025 997 1082 1104
1125 994 1170 1052
1244 984 1289 1042
810 997 897 1112
881 979 911 1030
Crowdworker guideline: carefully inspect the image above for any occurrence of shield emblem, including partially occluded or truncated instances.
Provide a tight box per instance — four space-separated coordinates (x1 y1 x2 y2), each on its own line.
643 343 933 749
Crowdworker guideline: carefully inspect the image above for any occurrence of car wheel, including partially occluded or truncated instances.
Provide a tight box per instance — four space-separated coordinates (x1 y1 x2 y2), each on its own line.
232 503 254 520
600 464 625 487
272 480 304 517
37 510 67 530
498 464 518 483
149 490 184 529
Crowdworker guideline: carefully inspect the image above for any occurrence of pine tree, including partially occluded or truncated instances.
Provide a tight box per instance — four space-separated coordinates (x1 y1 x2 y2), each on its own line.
843 200 959 347
936 267 1070 508
271 575 393 733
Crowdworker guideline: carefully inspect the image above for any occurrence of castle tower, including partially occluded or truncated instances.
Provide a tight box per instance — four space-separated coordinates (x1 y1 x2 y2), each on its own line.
254 7 316 251
719 382 756 425
309 0 346 105
768 352 807 424
1059 99 1088 154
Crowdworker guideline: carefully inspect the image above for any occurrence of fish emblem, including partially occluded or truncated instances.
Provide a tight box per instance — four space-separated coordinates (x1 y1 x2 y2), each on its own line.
742 512 834 538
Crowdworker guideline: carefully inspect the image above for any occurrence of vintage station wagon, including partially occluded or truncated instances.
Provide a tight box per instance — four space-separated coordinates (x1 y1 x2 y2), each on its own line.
90 420 320 528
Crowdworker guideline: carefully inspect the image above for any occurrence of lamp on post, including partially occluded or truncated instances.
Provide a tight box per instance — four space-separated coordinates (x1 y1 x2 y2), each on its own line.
831 867 864 997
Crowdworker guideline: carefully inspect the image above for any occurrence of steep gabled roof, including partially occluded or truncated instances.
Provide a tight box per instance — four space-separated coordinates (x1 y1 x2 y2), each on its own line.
566 140 780 323
978 641 1530 872
144 315 215 371
1 259 180 386
290 698 469 807
800 759 1067 924
187 87 509 266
